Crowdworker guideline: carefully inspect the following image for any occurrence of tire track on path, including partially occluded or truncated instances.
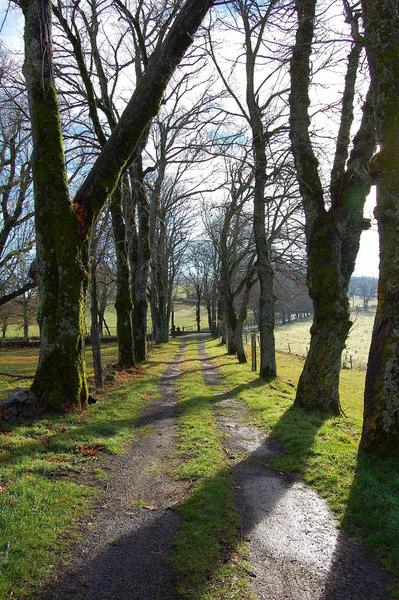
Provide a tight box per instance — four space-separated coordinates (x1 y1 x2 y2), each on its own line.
41 341 188 600
198 336 390 600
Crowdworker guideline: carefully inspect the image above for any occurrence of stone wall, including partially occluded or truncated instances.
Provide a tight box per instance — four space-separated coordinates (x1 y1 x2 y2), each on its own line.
0 388 40 423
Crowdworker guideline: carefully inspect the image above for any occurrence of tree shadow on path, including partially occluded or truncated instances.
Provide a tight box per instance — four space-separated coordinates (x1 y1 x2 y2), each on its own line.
39 337 392 600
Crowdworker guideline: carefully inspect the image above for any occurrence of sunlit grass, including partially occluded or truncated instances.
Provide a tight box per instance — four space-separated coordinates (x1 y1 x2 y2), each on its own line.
0 342 178 598
206 338 399 591
173 341 251 599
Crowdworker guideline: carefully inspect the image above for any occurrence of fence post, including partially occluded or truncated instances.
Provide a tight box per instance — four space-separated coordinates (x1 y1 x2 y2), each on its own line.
251 333 257 372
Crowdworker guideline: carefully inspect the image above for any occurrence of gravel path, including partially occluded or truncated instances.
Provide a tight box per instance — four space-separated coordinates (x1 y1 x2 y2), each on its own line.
198 337 391 600
40 341 188 600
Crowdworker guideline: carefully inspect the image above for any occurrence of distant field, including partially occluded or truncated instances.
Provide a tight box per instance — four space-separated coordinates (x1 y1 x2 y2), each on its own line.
273 311 375 369
3 301 199 338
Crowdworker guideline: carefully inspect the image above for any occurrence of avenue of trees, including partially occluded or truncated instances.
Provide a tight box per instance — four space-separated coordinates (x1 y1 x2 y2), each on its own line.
1 0 398 456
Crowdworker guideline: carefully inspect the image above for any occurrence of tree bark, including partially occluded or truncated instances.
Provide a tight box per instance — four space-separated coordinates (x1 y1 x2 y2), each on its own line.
110 183 135 368
90 258 103 389
360 0 399 455
131 156 150 362
22 0 88 411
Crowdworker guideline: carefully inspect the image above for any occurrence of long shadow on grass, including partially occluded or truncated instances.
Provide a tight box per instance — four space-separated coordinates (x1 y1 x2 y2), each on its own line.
319 448 398 599
0 365 187 476
198 339 391 599
39 387 389 600
37 389 302 600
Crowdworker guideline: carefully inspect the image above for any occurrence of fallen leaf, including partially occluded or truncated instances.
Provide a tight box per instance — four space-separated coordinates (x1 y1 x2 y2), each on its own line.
142 504 157 511
75 445 97 457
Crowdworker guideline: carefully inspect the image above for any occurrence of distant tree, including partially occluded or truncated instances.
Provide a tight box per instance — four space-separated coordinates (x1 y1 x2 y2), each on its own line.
351 276 377 311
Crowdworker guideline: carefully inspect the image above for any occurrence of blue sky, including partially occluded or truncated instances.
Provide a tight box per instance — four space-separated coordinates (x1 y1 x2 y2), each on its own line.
0 0 380 277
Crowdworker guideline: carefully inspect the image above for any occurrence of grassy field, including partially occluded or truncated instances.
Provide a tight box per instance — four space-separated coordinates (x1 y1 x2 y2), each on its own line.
3 302 199 338
0 342 179 598
273 311 375 369
206 338 399 594
0 335 397 596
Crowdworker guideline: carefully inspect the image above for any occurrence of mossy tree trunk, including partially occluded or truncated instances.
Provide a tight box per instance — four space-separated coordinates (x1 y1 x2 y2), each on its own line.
21 0 215 411
131 155 151 362
360 0 399 455
289 0 375 413
110 182 135 368
22 0 88 411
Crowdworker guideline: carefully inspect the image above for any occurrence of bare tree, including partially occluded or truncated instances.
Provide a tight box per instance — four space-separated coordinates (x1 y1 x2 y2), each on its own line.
207 0 295 379
18 0 215 411
289 0 375 413
0 86 35 307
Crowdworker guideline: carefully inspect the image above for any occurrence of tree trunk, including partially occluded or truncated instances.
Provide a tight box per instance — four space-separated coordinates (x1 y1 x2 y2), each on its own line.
90 259 103 389
235 319 246 364
131 156 150 363
98 308 104 337
246 72 276 379
360 0 399 455
289 0 375 413
196 294 201 332
22 298 29 340
206 302 212 332
235 280 253 364
23 0 88 411
225 302 237 355
110 184 135 368
22 0 214 412
295 215 355 414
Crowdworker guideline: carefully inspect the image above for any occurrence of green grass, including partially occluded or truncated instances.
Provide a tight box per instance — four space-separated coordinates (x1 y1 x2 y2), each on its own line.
259 309 375 369
0 342 178 598
0 344 119 401
3 301 200 338
205 338 399 593
173 340 252 600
